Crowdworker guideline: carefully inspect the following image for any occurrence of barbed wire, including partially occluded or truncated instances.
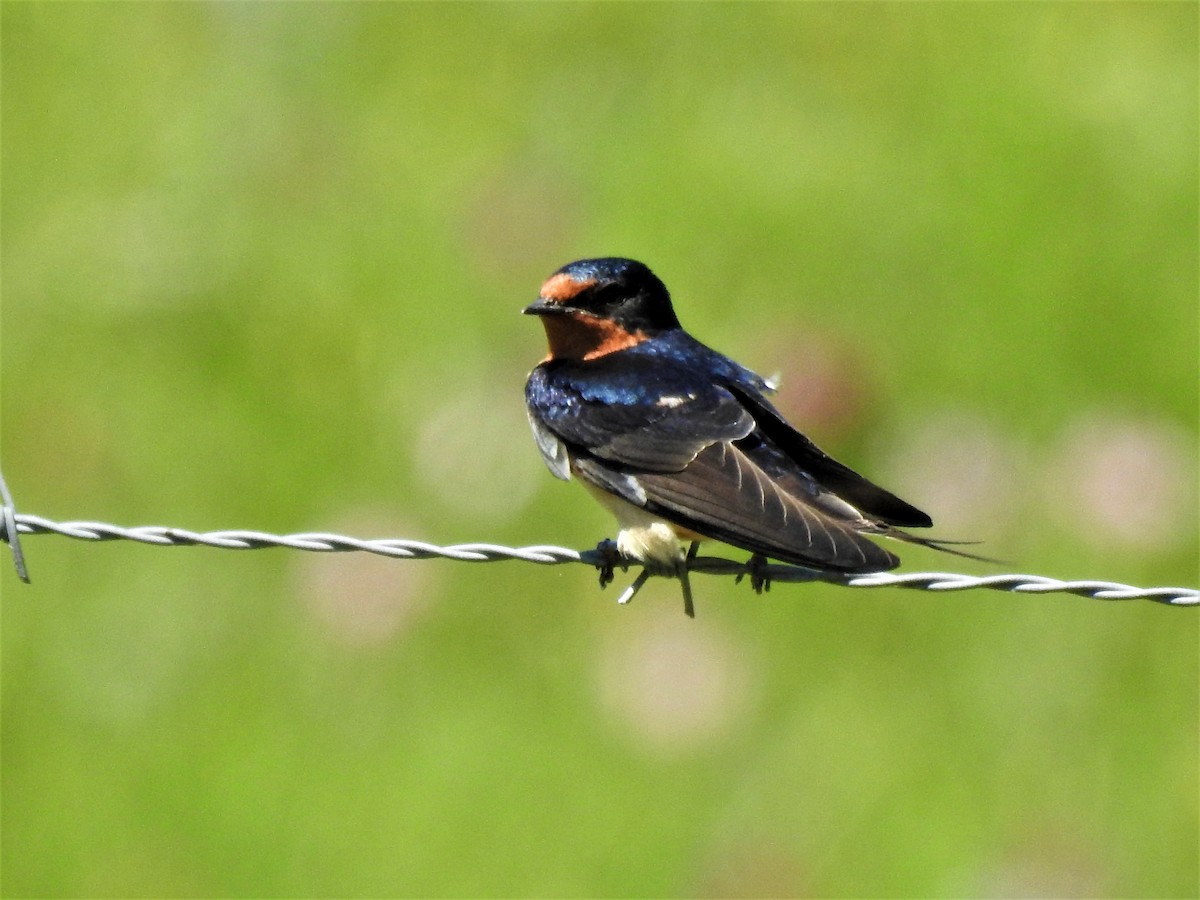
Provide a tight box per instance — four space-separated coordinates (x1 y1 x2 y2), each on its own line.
3 510 1196 607
0 471 29 583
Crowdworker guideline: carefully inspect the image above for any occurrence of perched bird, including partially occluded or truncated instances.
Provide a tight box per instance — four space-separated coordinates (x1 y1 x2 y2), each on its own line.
524 257 978 615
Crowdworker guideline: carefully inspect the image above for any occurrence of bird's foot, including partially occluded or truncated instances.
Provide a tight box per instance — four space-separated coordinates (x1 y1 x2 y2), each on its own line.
735 552 772 594
606 542 699 618
592 538 626 589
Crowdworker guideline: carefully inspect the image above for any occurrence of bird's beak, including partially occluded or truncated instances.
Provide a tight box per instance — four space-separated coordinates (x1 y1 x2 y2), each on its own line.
523 297 566 316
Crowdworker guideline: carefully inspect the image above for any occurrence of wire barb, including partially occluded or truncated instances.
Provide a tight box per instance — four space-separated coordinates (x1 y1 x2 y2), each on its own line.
0 473 30 583
2 509 1196 607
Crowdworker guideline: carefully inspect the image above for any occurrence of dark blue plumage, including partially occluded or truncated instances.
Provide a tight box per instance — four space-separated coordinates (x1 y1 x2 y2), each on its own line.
524 257 972 588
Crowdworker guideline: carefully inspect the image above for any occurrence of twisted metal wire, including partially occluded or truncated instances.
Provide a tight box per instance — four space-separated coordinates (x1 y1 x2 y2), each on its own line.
4 511 1196 607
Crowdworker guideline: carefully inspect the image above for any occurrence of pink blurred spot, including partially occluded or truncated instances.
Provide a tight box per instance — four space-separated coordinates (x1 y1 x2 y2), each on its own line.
291 512 437 646
594 609 757 756
969 827 1105 898
694 839 811 899
876 410 1028 537
753 327 871 440
1047 413 1198 551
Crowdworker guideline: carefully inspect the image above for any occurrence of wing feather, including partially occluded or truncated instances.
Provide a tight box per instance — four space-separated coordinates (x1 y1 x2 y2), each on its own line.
728 385 932 527
619 442 898 572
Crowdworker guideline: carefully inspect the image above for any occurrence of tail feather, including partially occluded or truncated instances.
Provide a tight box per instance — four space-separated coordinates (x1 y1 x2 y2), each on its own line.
878 528 1003 565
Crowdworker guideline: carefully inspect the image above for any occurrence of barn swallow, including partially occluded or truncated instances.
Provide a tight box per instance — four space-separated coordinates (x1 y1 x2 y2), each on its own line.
524 257 981 615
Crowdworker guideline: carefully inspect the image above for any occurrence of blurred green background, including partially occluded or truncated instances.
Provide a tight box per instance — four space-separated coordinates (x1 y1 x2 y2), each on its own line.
2 4 1197 898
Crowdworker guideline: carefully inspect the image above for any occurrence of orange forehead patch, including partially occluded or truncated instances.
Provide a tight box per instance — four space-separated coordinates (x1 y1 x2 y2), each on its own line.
539 273 595 304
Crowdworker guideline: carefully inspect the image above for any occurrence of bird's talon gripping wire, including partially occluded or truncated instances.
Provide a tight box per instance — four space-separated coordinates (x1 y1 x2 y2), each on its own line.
735 552 771 594
592 538 625 589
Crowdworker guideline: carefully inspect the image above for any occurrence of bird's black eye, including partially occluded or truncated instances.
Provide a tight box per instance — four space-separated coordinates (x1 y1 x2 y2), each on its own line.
588 281 626 310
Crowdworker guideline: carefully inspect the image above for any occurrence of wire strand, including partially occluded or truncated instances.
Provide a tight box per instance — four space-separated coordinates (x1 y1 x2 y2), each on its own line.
3 510 1195 607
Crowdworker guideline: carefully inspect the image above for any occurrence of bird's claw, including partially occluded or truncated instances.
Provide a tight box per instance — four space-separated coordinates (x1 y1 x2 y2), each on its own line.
596 540 699 618
735 552 772 594
592 539 625 589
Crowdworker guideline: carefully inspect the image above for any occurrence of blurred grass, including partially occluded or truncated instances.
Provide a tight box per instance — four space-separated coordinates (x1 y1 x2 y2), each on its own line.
2 4 1197 898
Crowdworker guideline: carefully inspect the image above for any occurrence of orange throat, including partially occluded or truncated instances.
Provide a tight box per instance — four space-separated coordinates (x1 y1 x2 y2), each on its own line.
541 311 646 361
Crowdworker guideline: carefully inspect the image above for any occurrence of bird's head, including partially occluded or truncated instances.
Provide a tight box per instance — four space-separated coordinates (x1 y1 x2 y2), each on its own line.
524 258 680 360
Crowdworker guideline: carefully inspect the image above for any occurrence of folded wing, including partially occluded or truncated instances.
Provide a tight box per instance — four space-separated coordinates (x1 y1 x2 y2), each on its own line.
530 357 909 572
578 440 899 572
